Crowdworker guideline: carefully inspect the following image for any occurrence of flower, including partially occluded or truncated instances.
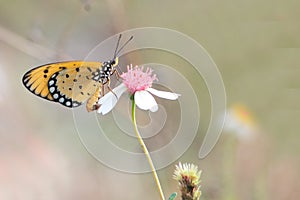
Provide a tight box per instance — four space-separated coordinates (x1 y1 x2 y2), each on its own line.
173 162 202 200
223 104 258 141
97 65 180 115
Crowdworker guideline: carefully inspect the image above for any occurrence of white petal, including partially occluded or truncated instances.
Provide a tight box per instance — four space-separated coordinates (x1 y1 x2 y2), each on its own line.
98 83 127 104
134 91 158 112
97 95 118 115
146 88 180 100
97 83 127 115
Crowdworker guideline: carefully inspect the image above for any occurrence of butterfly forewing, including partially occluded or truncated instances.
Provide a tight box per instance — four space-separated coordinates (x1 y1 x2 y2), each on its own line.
22 63 61 100
22 61 103 108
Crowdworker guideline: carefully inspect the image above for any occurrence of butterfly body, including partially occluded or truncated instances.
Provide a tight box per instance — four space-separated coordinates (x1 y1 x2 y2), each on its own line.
22 58 118 111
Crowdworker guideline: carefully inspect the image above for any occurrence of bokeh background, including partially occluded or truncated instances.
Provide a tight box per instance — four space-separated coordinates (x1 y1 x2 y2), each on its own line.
0 1 299 199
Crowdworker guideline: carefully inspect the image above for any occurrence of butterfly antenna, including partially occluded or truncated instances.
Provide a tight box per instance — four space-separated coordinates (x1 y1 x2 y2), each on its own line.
113 34 122 59
115 35 133 57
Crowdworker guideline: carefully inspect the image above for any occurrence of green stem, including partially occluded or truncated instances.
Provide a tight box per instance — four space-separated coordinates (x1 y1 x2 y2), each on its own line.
131 96 165 200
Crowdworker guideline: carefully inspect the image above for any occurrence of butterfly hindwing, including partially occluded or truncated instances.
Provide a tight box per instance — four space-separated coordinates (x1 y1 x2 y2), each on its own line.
22 61 103 108
49 64 103 107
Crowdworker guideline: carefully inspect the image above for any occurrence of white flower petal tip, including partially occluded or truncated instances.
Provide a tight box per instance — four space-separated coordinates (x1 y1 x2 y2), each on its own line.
146 88 181 100
150 105 158 112
134 90 158 112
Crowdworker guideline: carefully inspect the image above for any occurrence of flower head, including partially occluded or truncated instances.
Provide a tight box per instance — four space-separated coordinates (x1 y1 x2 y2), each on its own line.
224 104 258 140
97 65 180 115
121 65 157 94
173 162 202 200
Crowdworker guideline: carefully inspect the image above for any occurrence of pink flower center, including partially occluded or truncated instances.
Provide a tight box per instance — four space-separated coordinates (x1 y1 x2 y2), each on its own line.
121 65 157 94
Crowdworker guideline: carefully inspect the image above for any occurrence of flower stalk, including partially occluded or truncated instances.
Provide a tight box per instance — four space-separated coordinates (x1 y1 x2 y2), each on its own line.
131 96 165 200
98 65 180 199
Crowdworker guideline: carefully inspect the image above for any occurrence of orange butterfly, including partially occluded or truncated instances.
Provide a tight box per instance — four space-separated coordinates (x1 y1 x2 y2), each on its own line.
22 35 133 112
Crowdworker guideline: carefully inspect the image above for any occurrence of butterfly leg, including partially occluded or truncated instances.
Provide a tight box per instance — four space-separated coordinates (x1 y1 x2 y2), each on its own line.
113 69 122 83
115 68 121 78
106 79 118 100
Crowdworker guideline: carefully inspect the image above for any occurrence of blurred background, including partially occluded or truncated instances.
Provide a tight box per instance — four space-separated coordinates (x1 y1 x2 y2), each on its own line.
0 0 299 199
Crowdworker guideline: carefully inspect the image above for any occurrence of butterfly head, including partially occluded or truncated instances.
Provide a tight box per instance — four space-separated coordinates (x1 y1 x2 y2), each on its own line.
110 57 119 67
102 57 118 74
101 34 132 78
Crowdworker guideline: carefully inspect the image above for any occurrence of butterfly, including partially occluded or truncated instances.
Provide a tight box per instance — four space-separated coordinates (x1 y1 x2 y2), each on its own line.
22 34 133 112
